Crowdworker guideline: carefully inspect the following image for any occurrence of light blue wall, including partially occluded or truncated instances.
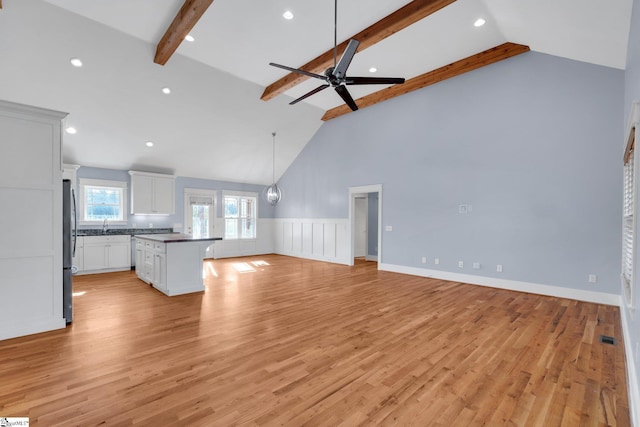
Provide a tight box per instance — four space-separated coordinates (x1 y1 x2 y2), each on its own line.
368 192 379 257
626 0 640 119
276 51 624 295
76 167 274 231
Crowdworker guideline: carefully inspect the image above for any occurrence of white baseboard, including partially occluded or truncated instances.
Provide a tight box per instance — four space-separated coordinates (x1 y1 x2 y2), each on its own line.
620 308 640 427
75 266 131 275
276 250 351 266
0 317 66 341
378 263 621 306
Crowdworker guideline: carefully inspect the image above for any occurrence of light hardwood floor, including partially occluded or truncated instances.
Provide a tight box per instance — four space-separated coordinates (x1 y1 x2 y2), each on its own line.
0 255 630 426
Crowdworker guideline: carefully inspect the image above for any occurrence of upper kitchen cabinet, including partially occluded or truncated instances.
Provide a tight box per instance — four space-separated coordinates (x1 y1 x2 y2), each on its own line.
129 171 175 215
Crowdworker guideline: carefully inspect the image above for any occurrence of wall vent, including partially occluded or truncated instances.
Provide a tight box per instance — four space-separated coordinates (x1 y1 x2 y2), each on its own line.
599 335 617 346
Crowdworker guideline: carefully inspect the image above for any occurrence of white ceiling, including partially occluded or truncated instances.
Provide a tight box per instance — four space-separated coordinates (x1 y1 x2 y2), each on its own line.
0 0 633 184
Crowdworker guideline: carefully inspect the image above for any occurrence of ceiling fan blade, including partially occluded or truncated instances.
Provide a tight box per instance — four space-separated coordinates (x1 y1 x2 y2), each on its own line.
289 84 330 105
269 63 326 80
335 85 358 111
333 39 360 80
345 76 406 85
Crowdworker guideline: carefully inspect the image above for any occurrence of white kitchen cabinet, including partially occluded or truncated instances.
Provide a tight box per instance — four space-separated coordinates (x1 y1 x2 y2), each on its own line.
81 235 131 273
136 240 167 290
129 171 175 215
135 235 220 296
0 100 67 340
135 239 144 279
153 244 167 292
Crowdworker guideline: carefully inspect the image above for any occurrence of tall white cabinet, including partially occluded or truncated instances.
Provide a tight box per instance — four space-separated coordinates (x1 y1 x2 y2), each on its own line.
0 100 67 340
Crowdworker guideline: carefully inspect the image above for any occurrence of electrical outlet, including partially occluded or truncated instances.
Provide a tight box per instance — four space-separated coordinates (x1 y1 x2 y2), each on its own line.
497 264 503 273
459 205 468 214
473 262 480 269
434 258 440 265
385 225 393 232
458 261 464 268
588 274 597 283
421 257 427 264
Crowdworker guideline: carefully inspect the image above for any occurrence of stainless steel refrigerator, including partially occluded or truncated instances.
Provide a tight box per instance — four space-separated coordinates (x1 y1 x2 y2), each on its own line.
63 179 77 324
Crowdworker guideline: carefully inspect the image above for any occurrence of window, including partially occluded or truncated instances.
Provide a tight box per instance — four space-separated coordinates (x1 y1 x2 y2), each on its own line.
224 192 257 239
622 102 638 308
184 189 216 238
79 178 127 225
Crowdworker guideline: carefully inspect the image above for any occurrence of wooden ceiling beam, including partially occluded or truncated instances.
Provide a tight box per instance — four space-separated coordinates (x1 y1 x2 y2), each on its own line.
321 42 530 121
260 0 456 102
154 0 214 65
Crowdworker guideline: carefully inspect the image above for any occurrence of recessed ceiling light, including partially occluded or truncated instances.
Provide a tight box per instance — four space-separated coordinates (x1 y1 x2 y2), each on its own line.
65 126 77 134
145 141 154 147
185 34 195 42
369 67 377 73
283 10 294 20
70 58 83 67
162 87 171 94
474 18 486 27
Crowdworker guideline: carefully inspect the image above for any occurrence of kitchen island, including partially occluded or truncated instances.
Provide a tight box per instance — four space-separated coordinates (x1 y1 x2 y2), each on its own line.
134 234 222 296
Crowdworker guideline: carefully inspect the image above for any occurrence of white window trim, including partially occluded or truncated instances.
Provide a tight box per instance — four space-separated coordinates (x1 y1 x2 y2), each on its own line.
222 190 258 240
184 188 217 236
79 178 128 225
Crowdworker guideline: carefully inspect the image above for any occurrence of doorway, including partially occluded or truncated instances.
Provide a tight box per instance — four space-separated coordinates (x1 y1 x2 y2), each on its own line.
349 184 382 267
354 196 368 258
184 188 216 258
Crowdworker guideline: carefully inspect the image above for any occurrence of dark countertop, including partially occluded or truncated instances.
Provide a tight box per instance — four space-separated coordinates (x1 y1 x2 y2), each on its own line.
76 228 173 237
134 234 223 243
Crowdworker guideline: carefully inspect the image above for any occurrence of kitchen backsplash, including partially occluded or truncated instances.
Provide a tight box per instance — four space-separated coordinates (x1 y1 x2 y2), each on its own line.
77 228 173 236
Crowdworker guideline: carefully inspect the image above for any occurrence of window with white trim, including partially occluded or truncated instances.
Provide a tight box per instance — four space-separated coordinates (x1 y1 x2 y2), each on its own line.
622 105 638 308
79 178 128 225
224 192 257 239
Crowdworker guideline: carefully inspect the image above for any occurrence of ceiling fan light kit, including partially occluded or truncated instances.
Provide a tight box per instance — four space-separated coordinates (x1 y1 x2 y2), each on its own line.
269 0 405 112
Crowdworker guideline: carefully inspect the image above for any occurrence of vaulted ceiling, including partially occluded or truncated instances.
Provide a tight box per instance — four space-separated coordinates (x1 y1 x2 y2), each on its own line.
0 0 633 184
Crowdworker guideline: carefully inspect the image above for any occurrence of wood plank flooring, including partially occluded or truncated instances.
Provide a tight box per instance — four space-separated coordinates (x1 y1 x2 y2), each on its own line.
0 255 630 426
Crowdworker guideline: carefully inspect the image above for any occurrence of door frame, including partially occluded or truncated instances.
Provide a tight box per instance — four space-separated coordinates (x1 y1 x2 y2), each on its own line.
183 188 217 236
348 184 382 267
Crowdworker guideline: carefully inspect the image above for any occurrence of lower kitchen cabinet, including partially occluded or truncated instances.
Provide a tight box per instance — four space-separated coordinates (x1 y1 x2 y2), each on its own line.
80 235 131 273
136 239 166 290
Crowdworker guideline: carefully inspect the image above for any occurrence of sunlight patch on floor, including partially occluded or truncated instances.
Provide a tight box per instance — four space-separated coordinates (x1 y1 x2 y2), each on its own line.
233 262 255 273
203 262 218 279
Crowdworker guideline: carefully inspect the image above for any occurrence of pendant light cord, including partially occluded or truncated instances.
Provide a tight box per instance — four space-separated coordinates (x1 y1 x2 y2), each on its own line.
272 132 276 184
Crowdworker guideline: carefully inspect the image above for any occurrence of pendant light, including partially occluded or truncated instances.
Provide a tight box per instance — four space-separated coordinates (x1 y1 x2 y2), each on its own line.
264 132 282 206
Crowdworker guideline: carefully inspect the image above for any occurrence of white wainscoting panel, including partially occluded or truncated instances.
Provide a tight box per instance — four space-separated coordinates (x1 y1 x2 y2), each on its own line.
212 219 275 259
274 219 350 265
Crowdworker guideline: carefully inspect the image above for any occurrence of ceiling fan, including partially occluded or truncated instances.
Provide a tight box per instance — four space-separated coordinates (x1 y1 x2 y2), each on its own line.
269 1 405 112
